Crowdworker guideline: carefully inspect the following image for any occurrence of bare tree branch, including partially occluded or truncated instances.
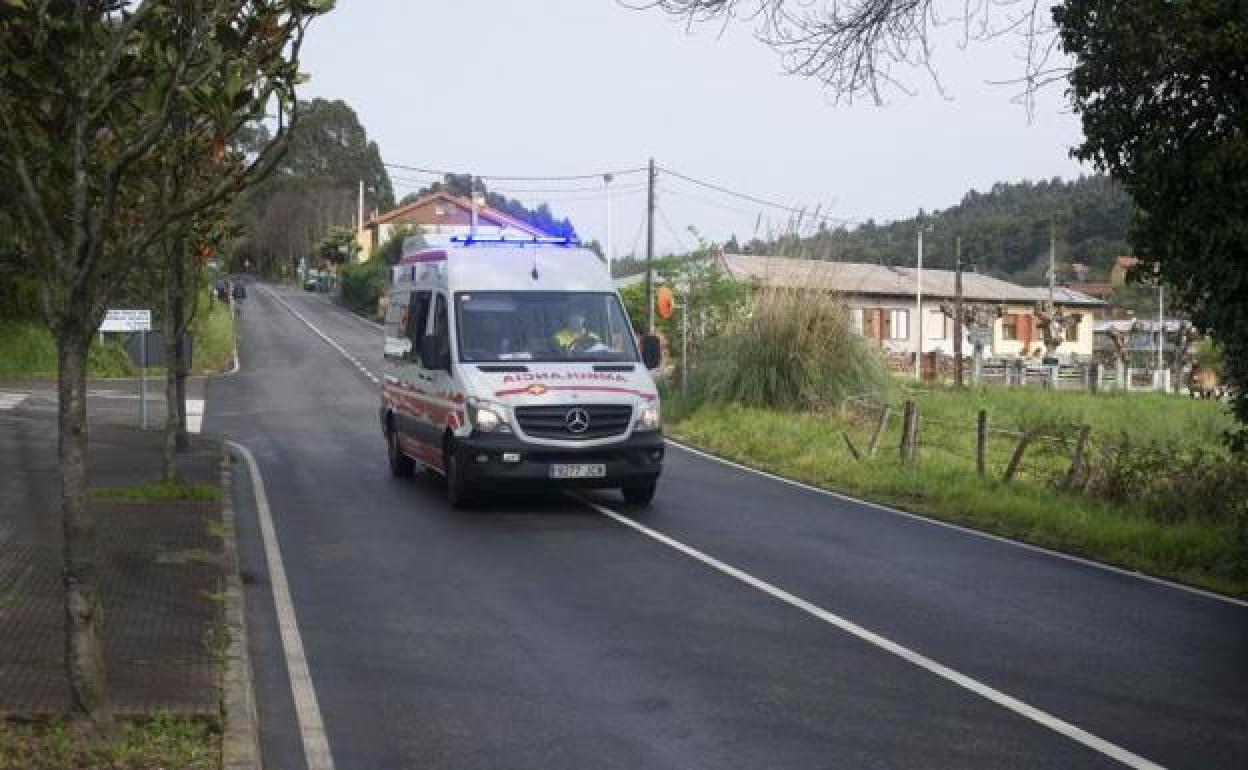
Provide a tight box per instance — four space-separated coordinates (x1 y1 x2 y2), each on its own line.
634 0 1064 109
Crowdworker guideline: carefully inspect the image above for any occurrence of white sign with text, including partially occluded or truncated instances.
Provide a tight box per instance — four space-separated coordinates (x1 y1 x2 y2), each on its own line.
100 309 152 332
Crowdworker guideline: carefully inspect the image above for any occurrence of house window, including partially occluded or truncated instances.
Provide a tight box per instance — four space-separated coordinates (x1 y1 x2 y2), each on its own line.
889 309 909 340
927 309 947 340
1065 319 1080 342
434 204 447 217
1002 314 1019 341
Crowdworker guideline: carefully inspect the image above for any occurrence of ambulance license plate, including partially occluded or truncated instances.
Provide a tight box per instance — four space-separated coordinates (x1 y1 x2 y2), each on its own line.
549 463 606 479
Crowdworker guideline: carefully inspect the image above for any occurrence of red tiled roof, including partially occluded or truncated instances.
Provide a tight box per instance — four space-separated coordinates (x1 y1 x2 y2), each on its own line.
364 191 547 236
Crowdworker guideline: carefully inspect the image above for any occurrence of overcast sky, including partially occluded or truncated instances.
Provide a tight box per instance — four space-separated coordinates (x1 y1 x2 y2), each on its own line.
299 0 1088 258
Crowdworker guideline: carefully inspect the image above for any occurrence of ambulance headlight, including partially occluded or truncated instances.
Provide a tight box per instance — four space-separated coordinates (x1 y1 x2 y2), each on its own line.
635 404 661 432
468 401 511 433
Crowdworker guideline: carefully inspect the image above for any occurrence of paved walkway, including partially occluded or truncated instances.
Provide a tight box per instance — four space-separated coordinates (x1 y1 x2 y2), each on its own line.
0 406 224 717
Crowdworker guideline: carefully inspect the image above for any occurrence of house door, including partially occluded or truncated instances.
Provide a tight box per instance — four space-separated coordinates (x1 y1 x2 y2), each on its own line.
1019 314 1035 355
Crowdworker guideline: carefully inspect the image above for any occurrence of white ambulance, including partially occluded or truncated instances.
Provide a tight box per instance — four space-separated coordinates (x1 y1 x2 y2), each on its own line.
380 236 664 507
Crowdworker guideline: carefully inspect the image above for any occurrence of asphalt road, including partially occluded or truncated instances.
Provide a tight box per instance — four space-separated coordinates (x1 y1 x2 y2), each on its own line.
205 282 1248 770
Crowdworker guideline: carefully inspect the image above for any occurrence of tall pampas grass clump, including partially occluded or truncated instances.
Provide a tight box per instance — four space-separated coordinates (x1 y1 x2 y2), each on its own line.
690 286 889 410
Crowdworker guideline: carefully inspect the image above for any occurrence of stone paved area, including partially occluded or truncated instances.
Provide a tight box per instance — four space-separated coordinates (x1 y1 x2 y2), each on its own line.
0 407 223 717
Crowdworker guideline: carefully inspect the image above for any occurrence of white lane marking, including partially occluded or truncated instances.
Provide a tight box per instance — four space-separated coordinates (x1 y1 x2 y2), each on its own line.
667 440 1248 609
259 285 379 385
0 392 29 410
579 497 1165 770
229 441 336 770
185 398 204 434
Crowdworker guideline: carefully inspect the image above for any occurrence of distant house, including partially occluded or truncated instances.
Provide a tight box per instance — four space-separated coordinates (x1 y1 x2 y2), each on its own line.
715 254 1104 359
356 191 549 261
1094 319 1192 362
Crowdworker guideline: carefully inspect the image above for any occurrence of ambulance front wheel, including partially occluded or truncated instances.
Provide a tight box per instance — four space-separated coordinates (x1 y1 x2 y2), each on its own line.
621 479 658 507
388 426 414 478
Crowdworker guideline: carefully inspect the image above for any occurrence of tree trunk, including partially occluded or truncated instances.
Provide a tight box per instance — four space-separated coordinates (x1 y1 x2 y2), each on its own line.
162 318 180 483
173 258 190 452
57 330 113 730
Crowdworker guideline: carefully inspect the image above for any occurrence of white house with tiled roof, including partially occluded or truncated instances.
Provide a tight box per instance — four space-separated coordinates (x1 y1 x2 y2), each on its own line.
716 254 1104 359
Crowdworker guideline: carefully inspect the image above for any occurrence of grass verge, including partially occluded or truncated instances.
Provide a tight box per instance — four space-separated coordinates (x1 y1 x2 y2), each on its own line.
90 481 222 503
0 288 235 381
190 292 234 375
0 713 220 770
0 321 133 380
666 394 1248 598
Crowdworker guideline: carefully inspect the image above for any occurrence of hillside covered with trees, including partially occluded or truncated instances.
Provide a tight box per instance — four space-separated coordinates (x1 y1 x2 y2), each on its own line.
725 175 1133 284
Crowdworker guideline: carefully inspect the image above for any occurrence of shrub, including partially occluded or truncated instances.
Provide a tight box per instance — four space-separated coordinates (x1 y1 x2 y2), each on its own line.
690 287 889 410
339 258 388 319
1084 437 1248 525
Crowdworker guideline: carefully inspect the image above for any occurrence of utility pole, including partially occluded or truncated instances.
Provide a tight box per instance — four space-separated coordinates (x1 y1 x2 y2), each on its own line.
603 173 614 269
1156 261 1165 378
1049 220 1056 306
646 157 656 333
358 179 365 239
954 236 964 387
914 225 924 381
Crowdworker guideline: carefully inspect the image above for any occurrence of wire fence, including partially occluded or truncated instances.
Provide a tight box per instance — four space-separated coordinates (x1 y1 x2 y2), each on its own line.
833 391 1100 489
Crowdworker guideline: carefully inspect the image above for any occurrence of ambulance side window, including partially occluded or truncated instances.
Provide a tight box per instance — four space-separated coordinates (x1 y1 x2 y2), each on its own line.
404 290 432 364
431 293 450 364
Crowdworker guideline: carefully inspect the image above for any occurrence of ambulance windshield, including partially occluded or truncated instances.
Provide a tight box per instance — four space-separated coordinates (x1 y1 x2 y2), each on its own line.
456 291 641 363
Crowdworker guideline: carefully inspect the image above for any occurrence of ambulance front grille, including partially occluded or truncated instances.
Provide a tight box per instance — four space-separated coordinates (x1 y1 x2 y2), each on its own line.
514 404 633 440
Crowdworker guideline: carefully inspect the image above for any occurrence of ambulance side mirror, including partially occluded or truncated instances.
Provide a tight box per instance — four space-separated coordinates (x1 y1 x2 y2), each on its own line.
420 334 450 372
640 334 661 370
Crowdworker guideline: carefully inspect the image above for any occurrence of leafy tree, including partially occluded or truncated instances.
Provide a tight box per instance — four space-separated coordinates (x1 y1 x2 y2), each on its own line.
318 225 360 266
1055 0 1248 446
234 97 391 275
0 0 329 728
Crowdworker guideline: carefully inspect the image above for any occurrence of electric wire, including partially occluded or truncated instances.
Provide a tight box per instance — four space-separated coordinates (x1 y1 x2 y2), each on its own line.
658 164 864 228
657 205 694 253
384 161 647 182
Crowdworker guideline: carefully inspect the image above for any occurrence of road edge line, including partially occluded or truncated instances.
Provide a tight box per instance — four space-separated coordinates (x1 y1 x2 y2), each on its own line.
228 440 336 770
220 447 261 770
259 285 379 385
579 495 1165 770
666 438 1248 609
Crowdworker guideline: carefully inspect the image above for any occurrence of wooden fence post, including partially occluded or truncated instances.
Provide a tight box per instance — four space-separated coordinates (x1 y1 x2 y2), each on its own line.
867 406 891 458
841 431 863 461
976 409 988 476
1062 425 1091 490
900 400 917 463
1002 430 1034 483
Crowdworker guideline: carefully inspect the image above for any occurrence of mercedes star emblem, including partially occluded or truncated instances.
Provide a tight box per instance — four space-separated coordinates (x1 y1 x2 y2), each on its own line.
564 407 591 434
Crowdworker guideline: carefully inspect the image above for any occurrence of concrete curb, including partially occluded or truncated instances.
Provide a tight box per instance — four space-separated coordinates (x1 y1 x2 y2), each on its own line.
220 448 262 770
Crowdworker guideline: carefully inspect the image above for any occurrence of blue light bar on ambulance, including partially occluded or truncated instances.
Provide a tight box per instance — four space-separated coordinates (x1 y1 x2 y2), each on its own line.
449 234 579 247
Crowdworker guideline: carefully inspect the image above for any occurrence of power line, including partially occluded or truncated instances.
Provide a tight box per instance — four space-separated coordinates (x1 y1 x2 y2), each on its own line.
383 161 647 183
658 164 863 227
657 183 761 218
657 205 694 253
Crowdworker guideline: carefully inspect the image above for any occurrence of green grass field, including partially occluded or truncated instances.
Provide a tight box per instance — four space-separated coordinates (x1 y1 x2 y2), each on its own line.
665 386 1248 597
0 290 235 380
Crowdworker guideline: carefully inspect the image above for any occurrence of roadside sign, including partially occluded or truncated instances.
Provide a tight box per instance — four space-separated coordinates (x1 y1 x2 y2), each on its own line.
101 309 152 332
968 328 993 347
